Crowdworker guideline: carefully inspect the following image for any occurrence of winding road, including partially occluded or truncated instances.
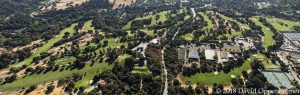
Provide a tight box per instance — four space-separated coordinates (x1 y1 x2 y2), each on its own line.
162 27 181 95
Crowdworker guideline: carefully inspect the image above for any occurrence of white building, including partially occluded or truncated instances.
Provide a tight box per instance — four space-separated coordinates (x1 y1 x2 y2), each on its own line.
205 50 215 60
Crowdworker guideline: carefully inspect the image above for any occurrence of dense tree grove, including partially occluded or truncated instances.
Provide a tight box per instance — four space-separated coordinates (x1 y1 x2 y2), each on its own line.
0 0 299 94
0 0 112 47
91 62 162 95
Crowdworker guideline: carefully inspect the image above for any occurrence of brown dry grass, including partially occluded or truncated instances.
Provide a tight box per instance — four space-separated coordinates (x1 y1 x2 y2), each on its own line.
43 0 89 10
0 47 7 54
109 0 135 9
26 81 65 95
12 39 44 53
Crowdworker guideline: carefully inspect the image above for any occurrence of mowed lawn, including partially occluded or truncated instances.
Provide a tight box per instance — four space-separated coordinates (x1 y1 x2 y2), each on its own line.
75 54 131 87
0 54 131 91
54 57 76 65
266 17 300 32
199 12 214 29
101 37 128 48
250 18 274 48
123 10 170 30
218 31 242 39
131 64 151 75
182 33 194 41
83 20 95 31
0 62 113 91
181 54 265 86
218 13 250 30
11 23 78 68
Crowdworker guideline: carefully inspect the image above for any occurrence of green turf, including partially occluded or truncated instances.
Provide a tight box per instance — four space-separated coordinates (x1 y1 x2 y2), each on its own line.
250 17 274 48
83 20 95 31
135 11 170 26
184 15 191 20
181 54 265 86
0 62 112 91
101 37 128 48
217 31 242 39
266 18 300 32
123 10 170 30
75 54 131 87
182 33 194 41
218 13 250 30
139 29 156 36
11 23 78 68
132 64 151 75
55 57 76 65
199 12 214 29
0 54 131 91
123 21 132 30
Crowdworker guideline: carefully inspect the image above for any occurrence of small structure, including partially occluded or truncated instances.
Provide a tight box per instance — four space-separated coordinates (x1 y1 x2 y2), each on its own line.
281 33 300 52
227 52 235 60
219 52 229 63
205 50 215 60
236 37 254 49
178 47 187 65
188 47 200 62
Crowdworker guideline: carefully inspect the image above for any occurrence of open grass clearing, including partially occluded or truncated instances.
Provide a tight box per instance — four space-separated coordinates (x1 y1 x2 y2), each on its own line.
75 54 131 88
132 64 151 75
139 29 156 36
101 37 128 48
83 20 95 31
181 54 266 86
218 13 250 30
123 10 170 30
250 17 274 48
54 57 76 65
217 31 242 39
199 12 214 30
0 62 112 91
0 54 131 91
11 23 78 68
181 33 194 41
262 59 280 69
266 17 300 32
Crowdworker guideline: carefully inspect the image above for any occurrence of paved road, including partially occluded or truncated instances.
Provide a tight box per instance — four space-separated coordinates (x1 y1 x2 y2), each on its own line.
162 48 168 95
143 0 148 4
162 28 181 95
84 84 98 92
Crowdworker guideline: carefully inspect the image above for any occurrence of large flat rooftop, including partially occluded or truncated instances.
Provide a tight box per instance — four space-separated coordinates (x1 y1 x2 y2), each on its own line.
205 50 215 60
283 33 300 41
188 47 199 59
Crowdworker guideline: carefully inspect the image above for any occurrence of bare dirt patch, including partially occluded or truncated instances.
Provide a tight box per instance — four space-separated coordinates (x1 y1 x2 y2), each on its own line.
26 81 65 95
12 39 44 53
0 47 7 53
109 0 135 9
42 0 89 10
